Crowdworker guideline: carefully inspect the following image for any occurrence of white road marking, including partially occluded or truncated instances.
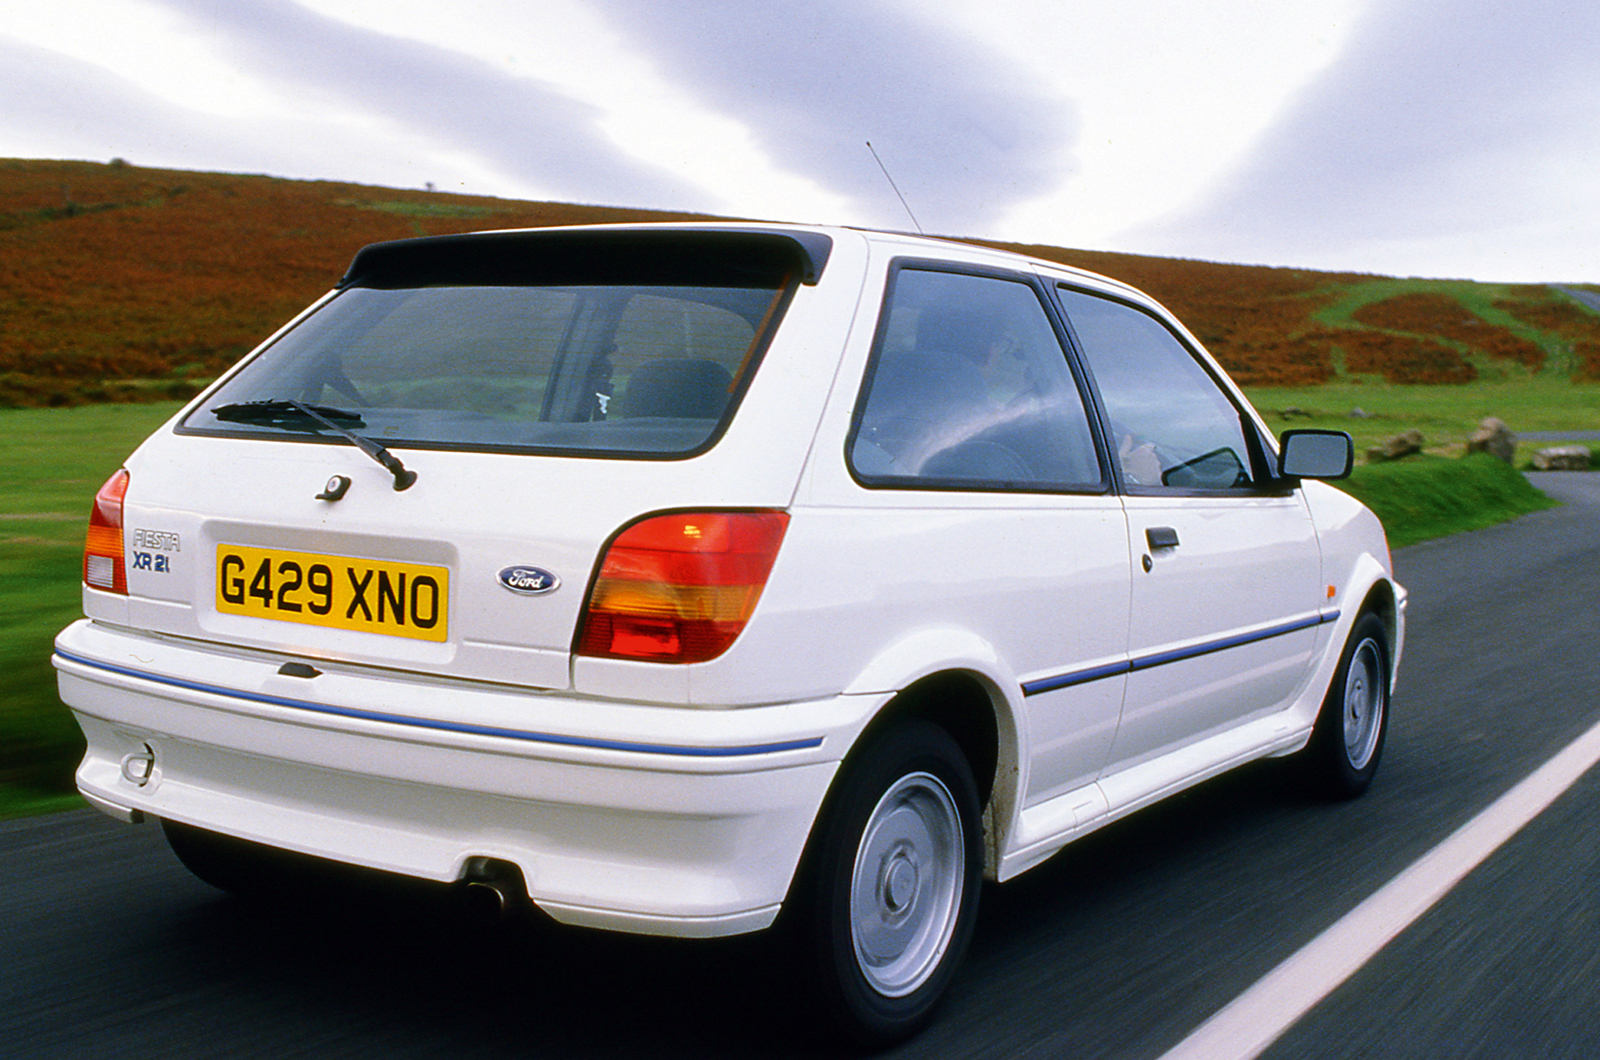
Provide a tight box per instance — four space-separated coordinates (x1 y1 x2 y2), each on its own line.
1157 713 1600 1060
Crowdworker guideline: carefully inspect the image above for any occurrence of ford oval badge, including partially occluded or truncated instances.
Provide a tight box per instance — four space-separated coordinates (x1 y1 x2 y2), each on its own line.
497 565 560 596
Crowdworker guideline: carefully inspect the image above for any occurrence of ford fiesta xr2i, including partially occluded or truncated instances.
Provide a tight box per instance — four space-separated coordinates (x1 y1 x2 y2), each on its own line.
56 224 1404 1046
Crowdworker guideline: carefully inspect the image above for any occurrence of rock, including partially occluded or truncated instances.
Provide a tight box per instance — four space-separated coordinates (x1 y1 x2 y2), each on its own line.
1367 430 1424 462
1349 407 1374 419
1532 445 1591 471
1465 417 1515 463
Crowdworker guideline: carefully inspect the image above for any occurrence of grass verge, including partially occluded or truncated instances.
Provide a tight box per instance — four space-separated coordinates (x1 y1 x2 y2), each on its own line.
1337 453 1559 548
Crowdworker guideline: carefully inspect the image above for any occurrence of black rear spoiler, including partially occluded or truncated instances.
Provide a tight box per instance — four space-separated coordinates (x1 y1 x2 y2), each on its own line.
340 227 833 290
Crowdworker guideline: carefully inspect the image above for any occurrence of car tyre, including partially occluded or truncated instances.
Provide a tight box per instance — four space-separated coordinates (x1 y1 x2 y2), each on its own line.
1304 611 1390 799
793 720 982 1047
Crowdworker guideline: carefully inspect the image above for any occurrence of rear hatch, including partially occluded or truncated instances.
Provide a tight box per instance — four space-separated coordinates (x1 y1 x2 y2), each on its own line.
102 228 837 692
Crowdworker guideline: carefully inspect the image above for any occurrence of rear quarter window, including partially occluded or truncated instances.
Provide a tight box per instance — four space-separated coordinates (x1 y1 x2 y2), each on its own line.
849 266 1103 491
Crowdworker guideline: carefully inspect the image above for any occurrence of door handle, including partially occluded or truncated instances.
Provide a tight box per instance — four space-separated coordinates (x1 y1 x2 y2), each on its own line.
1145 526 1180 550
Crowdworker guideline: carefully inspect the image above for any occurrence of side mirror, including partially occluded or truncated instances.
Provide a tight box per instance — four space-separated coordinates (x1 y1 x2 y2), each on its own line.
1279 429 1353 480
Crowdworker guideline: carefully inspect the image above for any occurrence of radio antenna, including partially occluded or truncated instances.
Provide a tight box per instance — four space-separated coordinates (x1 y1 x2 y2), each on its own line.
866 141 923 234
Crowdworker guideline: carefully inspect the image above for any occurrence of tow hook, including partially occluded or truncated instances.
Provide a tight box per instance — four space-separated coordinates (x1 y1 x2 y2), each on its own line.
120 744 156 787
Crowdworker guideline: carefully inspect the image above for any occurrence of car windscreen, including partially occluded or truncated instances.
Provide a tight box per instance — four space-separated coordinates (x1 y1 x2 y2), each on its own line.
181 279 790 458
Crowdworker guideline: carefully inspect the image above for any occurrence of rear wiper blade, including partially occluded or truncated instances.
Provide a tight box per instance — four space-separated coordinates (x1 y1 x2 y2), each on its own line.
286 400 417 492
212 399 366 429
210 399 416 491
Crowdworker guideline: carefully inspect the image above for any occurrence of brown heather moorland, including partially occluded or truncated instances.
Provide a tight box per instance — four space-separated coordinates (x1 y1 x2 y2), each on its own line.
3 157 1599 405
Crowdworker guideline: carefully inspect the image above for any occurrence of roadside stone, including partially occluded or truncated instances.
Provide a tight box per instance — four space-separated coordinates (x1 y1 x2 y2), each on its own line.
1367 430 1424 462
1465 417 1515 463
1532 445 1591 471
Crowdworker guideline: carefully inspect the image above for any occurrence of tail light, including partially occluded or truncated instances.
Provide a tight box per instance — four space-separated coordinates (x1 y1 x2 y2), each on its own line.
577 510 789 664
84 469 130 594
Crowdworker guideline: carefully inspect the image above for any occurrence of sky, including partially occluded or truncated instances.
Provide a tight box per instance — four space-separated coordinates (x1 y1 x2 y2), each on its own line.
3 0 1598 284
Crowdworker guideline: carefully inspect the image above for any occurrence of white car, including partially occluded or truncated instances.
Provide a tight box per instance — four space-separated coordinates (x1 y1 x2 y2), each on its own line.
55 223 1404 1044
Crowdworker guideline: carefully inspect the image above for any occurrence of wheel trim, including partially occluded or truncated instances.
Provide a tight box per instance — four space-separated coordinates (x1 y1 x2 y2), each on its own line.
1342 638 1385 770
849 771 964 998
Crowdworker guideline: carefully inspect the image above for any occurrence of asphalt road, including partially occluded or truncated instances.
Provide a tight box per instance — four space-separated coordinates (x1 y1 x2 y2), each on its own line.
7 474 1600 1059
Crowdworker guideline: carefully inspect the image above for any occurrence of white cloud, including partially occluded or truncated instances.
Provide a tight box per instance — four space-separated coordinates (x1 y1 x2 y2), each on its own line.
1131 0 1600 280
3 0 288 120
915 0 1371 250
292 0 854 222
578 0 1080 235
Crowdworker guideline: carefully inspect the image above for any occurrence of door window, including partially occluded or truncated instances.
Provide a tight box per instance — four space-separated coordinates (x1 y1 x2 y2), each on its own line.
1056 288 1257 491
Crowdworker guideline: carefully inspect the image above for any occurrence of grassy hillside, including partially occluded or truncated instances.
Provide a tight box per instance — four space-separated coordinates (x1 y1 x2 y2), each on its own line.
0 158 719 407
978 244 1600 390
4 158 1599 409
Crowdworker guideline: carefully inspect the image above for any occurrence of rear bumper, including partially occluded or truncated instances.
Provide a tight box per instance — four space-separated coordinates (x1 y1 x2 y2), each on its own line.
54 619 877 937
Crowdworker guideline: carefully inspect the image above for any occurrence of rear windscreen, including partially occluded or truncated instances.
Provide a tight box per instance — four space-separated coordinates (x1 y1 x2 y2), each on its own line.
180 248 796 457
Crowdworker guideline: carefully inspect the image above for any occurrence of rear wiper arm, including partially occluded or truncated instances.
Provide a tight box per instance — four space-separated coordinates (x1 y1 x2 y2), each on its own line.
286 400 417 491
210 399 416 490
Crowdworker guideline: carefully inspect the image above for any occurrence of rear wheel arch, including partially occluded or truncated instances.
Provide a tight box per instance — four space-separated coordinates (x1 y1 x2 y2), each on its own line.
788 668 1008 912
863 670 1003 808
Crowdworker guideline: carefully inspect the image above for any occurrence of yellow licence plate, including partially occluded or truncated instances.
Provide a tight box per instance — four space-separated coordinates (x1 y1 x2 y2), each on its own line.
216 545 449 642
